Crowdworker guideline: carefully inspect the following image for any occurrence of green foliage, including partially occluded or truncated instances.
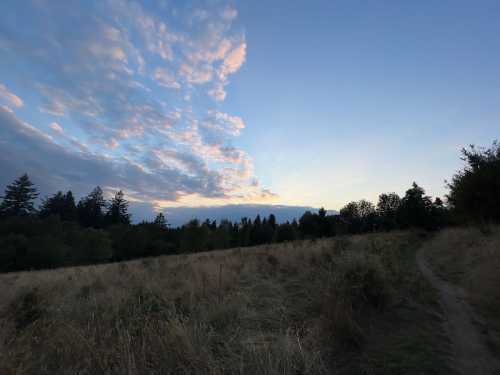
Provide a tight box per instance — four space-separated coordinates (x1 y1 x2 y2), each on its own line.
39 191 77 221
180 219 210 253
106 190 131 225
339 199 377 233
275 221 297 242
69 228 113 264
377 193 401 230
153 212 168 228
0 174 38 216
77 186 106 228
1 138 496 272
447 141 500 222
112 225 150 260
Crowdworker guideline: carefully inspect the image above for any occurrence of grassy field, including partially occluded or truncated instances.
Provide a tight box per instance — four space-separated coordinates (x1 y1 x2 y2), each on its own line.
0 230 457 374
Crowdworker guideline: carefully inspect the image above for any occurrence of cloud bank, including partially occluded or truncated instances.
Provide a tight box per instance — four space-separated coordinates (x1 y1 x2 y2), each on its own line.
0 0 275 215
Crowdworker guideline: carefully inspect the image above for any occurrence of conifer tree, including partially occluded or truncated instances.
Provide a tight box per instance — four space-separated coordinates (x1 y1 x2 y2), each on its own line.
153 212 168 228
39 190 77 221
77 186 107 227
0 173 39 216
106 190 130 225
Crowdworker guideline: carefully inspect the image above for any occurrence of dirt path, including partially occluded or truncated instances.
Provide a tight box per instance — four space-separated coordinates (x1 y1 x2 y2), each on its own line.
416 249 500 375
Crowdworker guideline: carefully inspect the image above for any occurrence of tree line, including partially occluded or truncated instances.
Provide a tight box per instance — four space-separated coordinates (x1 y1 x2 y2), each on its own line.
0 141 499 272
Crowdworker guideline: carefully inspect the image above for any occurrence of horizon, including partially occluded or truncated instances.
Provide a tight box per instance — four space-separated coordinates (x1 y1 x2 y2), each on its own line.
1 0 499 222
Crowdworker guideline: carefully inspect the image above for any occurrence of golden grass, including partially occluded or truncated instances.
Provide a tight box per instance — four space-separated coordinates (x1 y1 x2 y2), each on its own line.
0 231 449 374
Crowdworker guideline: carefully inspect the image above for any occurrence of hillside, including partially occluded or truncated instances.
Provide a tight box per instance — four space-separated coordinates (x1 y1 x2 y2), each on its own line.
3 229 491 374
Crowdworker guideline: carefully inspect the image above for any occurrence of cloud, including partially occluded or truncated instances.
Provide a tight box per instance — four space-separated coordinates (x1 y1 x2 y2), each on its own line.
154 68 181 89
178 63 213 84
0 106 229 202
0 0 274 215
204 110 245 136
219 42 247 79
0 83 23 109
221 7 238 22
49 122 64 134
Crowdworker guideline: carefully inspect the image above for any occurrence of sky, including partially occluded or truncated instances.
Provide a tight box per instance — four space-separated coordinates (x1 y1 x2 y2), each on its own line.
0 0 499 222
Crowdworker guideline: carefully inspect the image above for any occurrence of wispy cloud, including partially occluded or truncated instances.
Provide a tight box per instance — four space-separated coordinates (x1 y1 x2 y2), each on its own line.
0 83 23 109
0 0 273 209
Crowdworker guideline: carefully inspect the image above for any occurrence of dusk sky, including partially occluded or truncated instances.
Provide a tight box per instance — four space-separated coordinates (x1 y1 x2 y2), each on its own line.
1 0 499 222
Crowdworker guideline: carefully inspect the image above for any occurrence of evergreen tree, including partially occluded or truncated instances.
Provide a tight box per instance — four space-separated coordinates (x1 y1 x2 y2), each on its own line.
77 186 107 228
106 190 130 225
153 212 168 228
39 190 77 221
268 214 277 230
0 174 39 216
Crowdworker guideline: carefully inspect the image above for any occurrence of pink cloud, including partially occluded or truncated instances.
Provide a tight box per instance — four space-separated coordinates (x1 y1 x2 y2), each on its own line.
154 68 181 89
49 122 64 134
0 83 23 108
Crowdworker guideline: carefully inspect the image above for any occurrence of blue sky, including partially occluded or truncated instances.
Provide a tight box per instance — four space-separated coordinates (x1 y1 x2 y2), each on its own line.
1 0 499 220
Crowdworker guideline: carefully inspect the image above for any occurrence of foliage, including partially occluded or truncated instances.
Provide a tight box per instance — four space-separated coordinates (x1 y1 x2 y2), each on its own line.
447 141 500 222
0 174 38 216
340 199 377 233
106 190 130 225
39 191 77 221
377 192 401 230
0 141 497 271
77 186 107 228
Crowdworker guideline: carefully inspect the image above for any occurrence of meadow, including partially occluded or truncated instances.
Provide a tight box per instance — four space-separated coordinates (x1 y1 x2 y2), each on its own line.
1 229 480 375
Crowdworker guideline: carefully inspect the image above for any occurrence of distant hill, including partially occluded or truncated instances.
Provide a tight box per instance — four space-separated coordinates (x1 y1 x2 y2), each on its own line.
160 204 337 227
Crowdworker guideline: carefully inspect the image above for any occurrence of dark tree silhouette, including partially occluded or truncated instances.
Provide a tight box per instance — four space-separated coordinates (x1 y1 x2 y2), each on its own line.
106 190 130 225
398 182 434 229
0 174 39 216
77 186 107 228
39 191 77 221
153 212 168 228
447 141 500 222
377 193 401 230
340 200 376 233
268 214 277 230
299 211 319 238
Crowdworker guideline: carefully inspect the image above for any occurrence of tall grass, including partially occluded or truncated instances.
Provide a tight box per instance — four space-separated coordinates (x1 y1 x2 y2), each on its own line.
0 232 422 374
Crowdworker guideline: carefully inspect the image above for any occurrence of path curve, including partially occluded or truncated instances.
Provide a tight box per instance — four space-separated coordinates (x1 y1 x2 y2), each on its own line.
416 249 500 375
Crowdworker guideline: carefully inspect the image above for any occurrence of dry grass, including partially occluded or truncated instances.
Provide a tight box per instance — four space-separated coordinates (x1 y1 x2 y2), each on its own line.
423 225 500 354
0 231 450 374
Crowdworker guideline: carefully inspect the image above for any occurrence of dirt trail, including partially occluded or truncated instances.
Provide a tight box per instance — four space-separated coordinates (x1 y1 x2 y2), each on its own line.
416 249 500 375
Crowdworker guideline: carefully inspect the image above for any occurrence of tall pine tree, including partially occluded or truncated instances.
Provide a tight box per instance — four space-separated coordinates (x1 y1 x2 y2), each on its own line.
0 174 39 216
77 186 107 228
106 190 131 225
